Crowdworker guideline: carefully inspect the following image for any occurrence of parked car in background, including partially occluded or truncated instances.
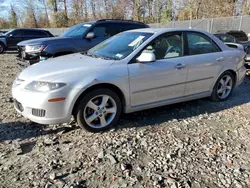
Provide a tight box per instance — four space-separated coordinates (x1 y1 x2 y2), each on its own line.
12 28 246 132
0 30 7 35
0 28 54 54
216 30 248 42
16 19 149 66
214 33 250 68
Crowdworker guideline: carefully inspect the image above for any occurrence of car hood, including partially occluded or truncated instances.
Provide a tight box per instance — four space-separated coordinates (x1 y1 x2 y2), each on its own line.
18 53 114 81
17 36 74 46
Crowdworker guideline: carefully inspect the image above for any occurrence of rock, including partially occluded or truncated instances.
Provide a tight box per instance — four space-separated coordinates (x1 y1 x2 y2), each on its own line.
97 149 104 159
165 177 176 184
121 163 132 171
45 184 52 188
233 180 243 188
106 154 117 164
49 173 56 180
141 139 147 148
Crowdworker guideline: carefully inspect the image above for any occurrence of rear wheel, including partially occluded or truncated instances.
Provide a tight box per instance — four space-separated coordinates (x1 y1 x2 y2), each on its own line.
211 71 235 101
0 43 5 54
75 88 122 132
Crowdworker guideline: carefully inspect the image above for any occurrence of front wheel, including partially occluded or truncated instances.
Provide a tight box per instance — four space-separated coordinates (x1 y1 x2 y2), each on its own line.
75 88 122 132
0 43 5 54
211 71 235 101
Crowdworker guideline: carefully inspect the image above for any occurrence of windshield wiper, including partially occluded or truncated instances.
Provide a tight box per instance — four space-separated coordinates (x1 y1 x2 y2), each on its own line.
82 51 116 60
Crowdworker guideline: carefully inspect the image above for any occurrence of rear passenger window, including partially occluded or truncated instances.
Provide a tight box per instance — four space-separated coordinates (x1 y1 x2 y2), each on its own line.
187 32 221 55
35 31 48 36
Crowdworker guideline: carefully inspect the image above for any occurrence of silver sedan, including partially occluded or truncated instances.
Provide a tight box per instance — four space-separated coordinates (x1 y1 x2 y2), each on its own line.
12 28 246 132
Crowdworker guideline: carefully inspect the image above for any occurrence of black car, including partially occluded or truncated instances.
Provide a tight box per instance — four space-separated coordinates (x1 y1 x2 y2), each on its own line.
0 30 7 35
17 19 149 66
214 33 250 50
216 30 248 42
0 28 54 54
215 33 250 69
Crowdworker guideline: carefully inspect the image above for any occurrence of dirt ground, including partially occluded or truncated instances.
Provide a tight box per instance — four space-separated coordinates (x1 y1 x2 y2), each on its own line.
1 52 250 188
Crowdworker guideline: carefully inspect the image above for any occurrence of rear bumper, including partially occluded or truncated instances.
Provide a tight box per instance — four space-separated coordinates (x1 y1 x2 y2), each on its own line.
236 64 246 86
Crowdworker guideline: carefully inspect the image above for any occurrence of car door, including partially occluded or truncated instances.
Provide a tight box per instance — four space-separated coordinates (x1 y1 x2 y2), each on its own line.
84 23 115 50
6 30 23 48
128 32 188 107
184 32 224 96
22 30 34 41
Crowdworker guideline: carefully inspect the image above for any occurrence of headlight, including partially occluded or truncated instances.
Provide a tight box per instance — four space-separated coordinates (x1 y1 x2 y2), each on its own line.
25 81 66 92
25 45 46 53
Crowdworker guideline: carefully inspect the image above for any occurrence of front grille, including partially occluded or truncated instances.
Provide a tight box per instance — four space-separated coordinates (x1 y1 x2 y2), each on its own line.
32 108 46 117
14 99 24 112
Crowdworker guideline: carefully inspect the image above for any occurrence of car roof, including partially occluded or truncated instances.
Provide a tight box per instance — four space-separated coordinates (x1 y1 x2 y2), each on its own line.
124 28 210 35
80 19 147 25
13 28 48 31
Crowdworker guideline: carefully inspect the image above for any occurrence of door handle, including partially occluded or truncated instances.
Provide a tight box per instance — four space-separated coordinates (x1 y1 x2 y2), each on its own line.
216 57 224 62
175 63 186 69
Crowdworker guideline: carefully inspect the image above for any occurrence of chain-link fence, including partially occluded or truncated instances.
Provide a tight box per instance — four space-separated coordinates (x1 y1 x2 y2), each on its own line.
3 16 250 36
149 15 250 35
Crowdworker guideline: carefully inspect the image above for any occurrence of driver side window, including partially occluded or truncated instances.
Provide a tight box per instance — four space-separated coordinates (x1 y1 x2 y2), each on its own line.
11 30 23 37
143 33 183 60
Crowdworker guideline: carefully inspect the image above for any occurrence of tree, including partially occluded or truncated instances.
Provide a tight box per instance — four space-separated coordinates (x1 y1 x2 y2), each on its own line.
39 0 50 26
47 0 58 13
9 5 18 28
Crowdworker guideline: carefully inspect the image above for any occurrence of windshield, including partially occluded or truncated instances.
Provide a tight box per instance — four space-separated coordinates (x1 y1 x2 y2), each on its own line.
61 23 91 38
2 29 13 36
87 32 153 60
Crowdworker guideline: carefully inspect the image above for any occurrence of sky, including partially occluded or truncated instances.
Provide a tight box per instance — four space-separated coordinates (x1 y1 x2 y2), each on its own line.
0 0 12 18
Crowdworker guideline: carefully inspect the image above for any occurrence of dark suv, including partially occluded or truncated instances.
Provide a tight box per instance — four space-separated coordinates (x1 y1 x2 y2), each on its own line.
0 28 53 54
17 19 149 66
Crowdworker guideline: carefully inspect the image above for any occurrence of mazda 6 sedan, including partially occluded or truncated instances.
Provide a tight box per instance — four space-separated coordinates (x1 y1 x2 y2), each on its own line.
12 28 246 132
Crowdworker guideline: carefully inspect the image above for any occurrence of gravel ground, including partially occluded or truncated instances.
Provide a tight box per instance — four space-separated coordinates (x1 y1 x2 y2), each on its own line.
1 52 250 188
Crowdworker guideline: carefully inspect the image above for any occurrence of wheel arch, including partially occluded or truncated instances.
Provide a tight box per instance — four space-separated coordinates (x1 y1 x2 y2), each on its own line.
212 69 237 90
71 83 126 116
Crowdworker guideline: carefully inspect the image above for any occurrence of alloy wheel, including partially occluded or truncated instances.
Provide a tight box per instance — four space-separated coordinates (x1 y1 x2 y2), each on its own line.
83 95 117 128
217 75 233 99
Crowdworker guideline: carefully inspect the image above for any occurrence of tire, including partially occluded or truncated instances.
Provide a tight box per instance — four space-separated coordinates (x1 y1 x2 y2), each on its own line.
0 42 5 54
211 71 235 101
75 88 122 132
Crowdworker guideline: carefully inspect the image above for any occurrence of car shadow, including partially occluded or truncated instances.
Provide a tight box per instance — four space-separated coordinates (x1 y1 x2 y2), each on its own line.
0 121 79 142
117 76 250 129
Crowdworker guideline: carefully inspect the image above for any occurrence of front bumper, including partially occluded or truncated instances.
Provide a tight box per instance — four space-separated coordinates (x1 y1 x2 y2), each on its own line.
12 85 80 125
17 46 41 69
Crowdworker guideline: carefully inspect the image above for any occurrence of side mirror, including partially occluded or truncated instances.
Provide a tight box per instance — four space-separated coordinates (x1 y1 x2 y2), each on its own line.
136 52 156 63
85 32 95 39
9 34 13 37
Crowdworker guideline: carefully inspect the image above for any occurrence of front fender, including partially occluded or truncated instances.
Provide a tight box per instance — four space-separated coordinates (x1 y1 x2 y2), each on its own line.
0 38 6 46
